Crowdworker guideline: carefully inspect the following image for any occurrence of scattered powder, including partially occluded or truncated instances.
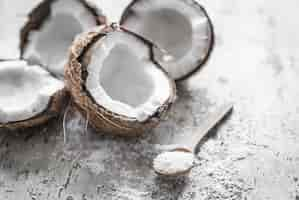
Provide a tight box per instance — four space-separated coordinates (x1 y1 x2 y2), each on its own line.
153 151 195 175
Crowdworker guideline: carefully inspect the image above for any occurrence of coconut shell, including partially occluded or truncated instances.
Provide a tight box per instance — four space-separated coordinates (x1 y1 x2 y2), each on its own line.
120 0 215 81
0 88 69 130
20 0 107 56
3 0 105 130
65 25 176 136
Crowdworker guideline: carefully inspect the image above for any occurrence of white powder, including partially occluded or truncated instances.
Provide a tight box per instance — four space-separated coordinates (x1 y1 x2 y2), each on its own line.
153 151 195 175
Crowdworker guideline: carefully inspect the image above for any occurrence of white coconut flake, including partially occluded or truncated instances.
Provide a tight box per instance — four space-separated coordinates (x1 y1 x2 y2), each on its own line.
85 30 172 122
0 60 64 123
153 151 195 175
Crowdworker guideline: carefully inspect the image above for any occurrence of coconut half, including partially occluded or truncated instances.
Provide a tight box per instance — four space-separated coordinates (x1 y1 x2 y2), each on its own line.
21 0 105 79
65 25 176 136
0 60 67 130
120 0 214 80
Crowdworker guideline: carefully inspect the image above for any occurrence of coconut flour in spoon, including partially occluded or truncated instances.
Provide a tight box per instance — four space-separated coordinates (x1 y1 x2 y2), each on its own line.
153 151 195 175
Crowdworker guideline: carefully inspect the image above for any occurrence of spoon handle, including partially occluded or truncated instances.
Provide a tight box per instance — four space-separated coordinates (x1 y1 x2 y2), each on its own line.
188 103 234 152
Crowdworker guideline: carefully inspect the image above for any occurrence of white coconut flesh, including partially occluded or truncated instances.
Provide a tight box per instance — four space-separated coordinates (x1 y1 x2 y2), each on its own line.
85 30 173 122
23 0 98 78
121 0 213 79
0 61 64 123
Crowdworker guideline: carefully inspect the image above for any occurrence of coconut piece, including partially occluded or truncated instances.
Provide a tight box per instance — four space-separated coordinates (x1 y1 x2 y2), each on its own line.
0 60 67 130
120 0 214 80
21 0 105 79
65 25 176 136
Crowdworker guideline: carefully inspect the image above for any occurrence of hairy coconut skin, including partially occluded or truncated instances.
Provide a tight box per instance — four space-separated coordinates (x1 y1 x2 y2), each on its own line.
0 88 69 130
20 0 107 57
65 26 176 136
120 0 215 81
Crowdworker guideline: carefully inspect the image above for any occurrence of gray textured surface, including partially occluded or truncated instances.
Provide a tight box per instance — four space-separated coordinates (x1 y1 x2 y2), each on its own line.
1 0 299 199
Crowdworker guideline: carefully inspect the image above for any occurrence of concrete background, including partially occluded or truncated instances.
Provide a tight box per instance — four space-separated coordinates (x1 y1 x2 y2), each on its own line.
1 0 299 199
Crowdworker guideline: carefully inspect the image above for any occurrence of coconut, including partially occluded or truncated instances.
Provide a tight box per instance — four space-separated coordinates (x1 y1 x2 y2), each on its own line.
0 60 67 130
21 0 106 79
120 0 214 80
65 25 176 136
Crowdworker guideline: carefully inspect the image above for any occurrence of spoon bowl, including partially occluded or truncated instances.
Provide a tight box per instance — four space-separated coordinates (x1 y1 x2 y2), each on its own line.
153 149 196 177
